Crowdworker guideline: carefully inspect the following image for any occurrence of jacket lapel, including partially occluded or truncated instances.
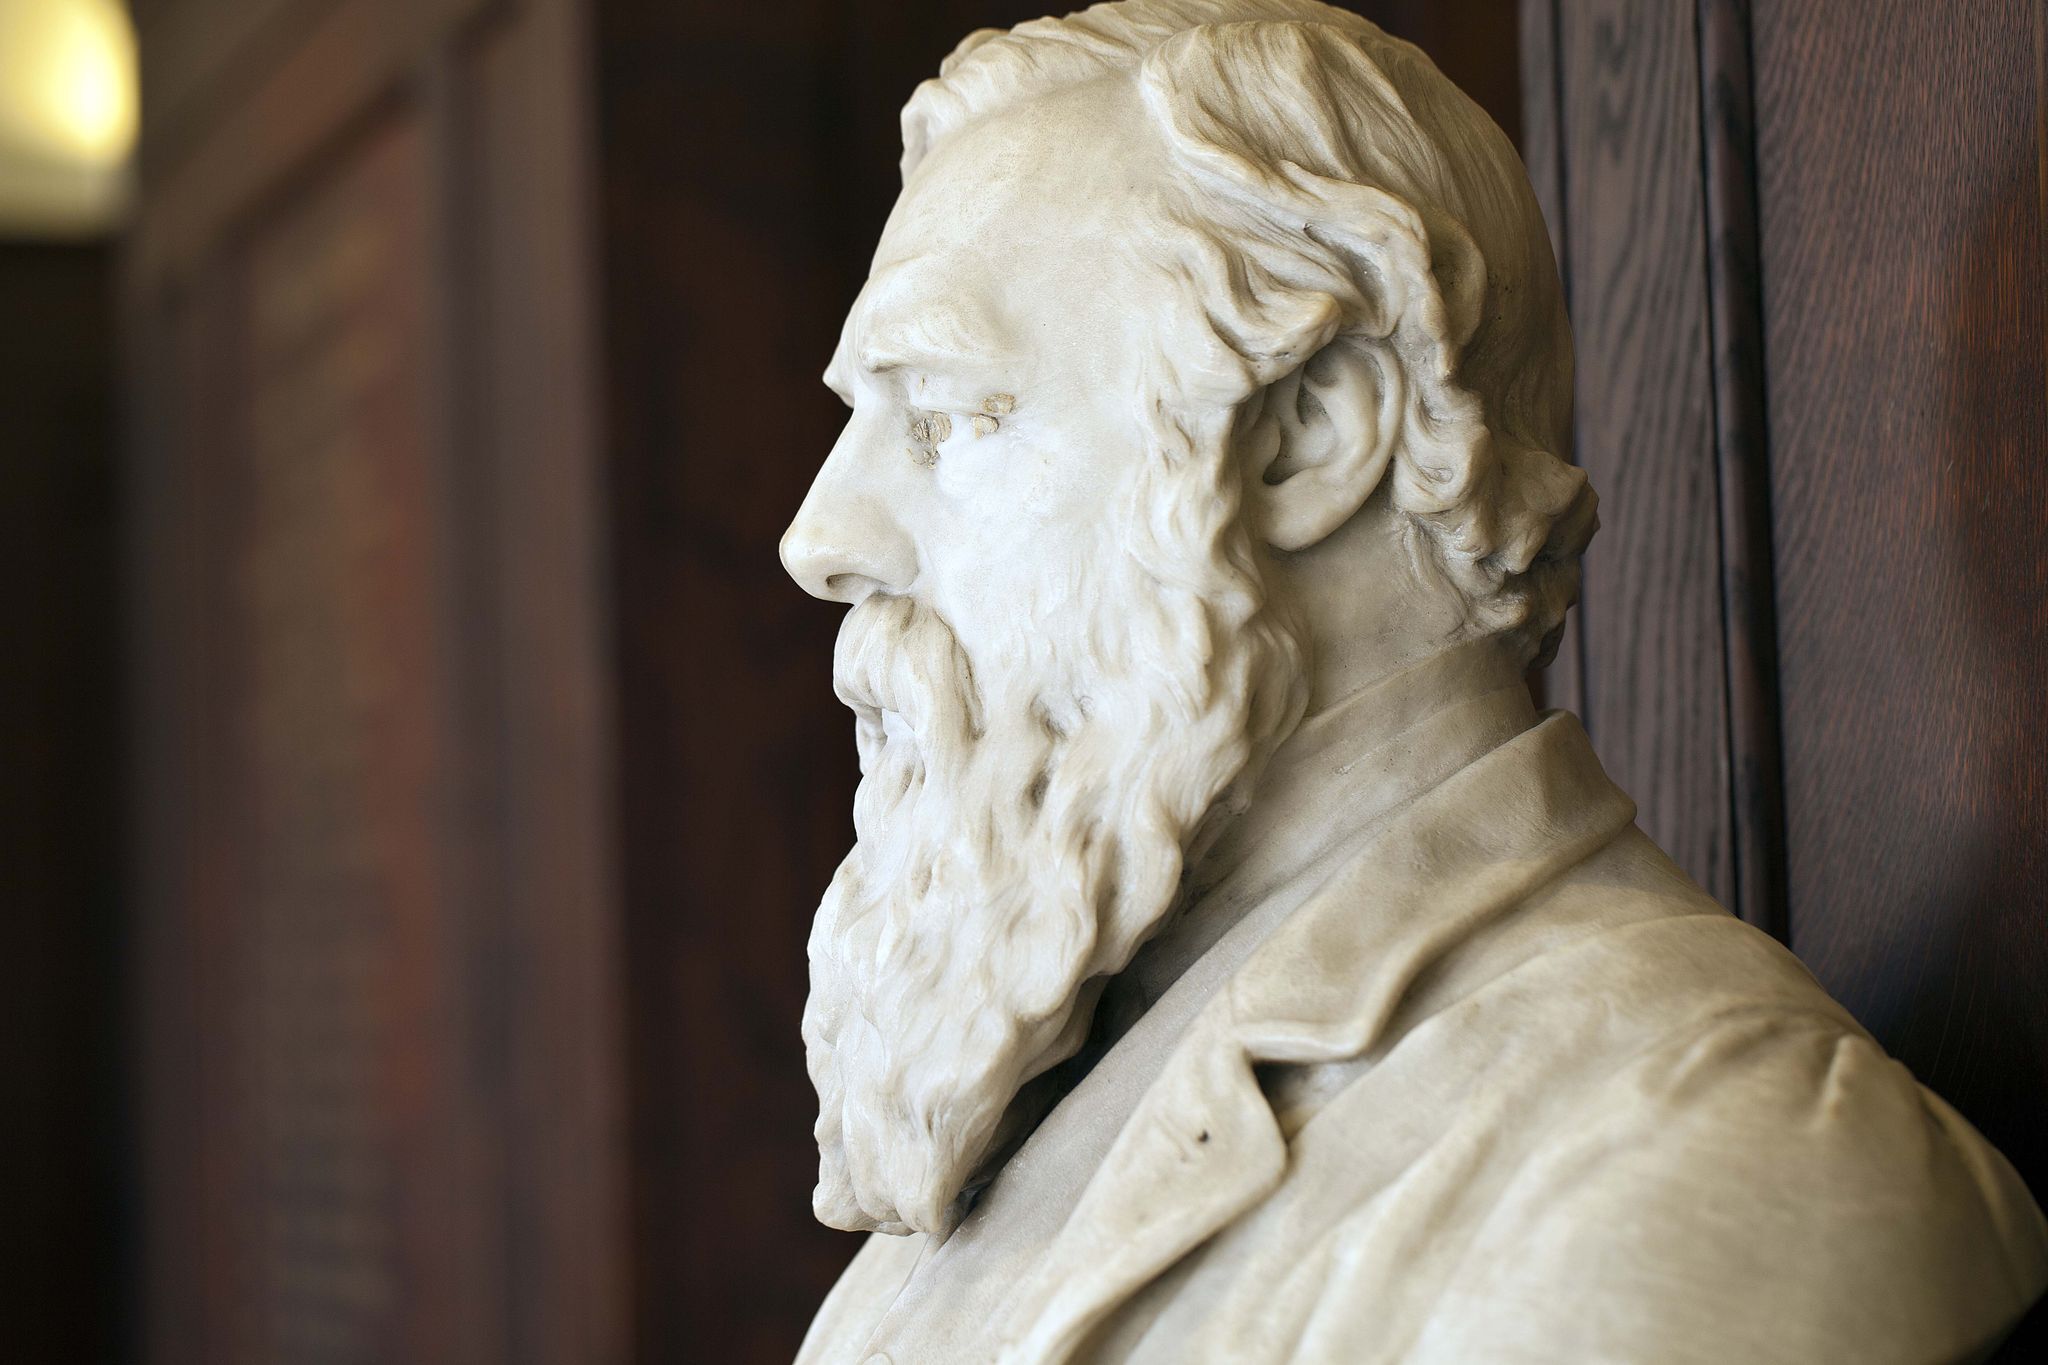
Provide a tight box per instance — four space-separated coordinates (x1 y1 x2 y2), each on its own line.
995 714 1635 1363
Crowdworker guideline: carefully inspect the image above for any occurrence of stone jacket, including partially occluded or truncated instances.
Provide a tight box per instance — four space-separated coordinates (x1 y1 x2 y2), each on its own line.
797 713 2048 1365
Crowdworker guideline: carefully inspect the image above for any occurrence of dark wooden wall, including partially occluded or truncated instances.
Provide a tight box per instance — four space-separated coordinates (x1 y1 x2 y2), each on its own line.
125 1 626 1362
1522 0 2046 1352
1516 0 1778 925
1752 0 2047 1212
118 0 2044 1362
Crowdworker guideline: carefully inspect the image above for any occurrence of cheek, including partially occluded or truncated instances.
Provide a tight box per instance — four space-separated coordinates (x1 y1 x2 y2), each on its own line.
932 407 1133 522
921 458 1130 663
927 443 1119 609
916 402 1146 650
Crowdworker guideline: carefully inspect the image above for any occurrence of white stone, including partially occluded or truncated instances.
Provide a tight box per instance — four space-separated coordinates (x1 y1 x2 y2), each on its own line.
777 2 2048 1360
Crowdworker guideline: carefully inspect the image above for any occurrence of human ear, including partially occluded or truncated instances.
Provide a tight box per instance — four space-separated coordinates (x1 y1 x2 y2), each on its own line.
1240 337 1399 552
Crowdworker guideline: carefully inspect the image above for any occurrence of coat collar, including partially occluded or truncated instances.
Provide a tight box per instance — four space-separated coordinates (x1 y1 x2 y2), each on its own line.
995 712 1637 1364
1119 638 1538 1007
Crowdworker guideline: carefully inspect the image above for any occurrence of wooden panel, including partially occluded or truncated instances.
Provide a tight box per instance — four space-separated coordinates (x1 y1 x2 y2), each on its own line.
132 0 491 286
130 0 316 154
1754 0 2048 1286
595 6 880 1356
132 239 244 1365
1694 0 1786 938
1343 1 1524 146
128 2 625 1362
1516 0 1567 296
1514 0 1583 715
136 108 503 1365
240 115 493 1365
1551 0 1737 909
456 10 631 1363
1530 0 2041 1348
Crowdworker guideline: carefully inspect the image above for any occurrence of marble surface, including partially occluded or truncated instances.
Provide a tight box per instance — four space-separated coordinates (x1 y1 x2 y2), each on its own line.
775 2 2048 1360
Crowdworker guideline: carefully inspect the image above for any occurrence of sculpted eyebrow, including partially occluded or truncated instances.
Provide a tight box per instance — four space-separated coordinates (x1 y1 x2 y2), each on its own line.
857 305 1012 377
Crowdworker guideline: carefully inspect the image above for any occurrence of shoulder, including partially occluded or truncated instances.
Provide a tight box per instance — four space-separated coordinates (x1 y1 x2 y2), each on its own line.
1343 890 2046 1357
793 1231 923 1365
1400 1019 2047 1363
1290 833 2048 1361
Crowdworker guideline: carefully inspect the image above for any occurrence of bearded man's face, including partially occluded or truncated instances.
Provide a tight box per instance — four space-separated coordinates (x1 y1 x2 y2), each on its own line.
780 78 1306 1237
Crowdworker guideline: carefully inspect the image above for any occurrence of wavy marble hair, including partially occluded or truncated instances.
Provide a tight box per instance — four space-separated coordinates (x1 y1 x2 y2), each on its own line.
903 0 1594 664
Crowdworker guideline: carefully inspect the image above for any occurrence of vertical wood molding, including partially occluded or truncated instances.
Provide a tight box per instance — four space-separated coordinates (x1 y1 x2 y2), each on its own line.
1517 0 1586 717
1516 0 1568 272
1692 0 1788 938
455 6 631 1361
1528 0 1790 929
1547 0 1736 910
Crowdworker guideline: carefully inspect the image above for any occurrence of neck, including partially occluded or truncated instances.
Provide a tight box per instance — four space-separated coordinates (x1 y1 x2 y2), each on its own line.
1124 638 1539 1001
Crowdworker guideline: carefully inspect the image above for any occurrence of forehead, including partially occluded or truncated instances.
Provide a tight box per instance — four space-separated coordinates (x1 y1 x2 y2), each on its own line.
848 74 1167 361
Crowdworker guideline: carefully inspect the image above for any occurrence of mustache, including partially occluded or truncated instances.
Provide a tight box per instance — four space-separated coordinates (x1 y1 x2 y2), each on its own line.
832 595 986 747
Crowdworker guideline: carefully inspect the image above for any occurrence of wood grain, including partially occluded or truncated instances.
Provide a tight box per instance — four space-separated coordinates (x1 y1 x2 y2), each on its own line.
1515 0 1568 290
1553 0 1737 909
1515 0 1585 717
1695 0 1788 939
1752 0 2048 1343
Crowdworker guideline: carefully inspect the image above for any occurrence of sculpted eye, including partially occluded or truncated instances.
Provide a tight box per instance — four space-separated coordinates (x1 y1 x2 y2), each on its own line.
973 393 1015 437
907 411 950 467
907 397 1016 467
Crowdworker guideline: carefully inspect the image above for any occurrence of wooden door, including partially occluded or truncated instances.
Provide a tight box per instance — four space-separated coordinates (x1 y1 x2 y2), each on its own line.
125 2 626 1361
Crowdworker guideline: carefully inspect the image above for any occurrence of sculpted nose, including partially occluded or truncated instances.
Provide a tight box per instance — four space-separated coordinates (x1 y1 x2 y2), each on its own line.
780 434 919 604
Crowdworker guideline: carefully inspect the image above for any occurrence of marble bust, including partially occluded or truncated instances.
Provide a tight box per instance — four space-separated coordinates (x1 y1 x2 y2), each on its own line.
776 2 2048 1360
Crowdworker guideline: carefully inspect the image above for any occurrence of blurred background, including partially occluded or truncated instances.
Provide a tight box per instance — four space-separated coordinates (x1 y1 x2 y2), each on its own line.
2 1 2042 1362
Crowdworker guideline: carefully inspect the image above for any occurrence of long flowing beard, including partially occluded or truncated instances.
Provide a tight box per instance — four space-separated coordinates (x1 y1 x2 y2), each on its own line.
803 474 1304 1237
